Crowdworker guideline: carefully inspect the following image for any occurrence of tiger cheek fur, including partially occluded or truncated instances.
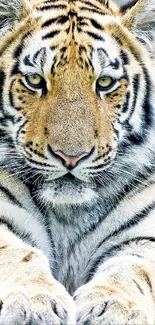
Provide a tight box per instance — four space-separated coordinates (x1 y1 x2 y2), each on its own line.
0 0 155 324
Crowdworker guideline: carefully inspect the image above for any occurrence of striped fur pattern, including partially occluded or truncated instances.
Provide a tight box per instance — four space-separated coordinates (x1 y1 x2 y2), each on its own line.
0 0 155 323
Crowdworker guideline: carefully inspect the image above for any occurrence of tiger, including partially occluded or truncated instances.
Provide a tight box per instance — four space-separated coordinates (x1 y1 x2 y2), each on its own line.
0 0 155 323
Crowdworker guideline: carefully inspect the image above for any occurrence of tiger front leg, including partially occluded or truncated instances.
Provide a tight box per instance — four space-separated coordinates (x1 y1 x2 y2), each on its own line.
75 255 155 324
0 226 75 325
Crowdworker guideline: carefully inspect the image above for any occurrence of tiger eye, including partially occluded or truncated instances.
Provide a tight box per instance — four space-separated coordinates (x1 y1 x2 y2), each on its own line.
27 74 42 86
97 76 114 89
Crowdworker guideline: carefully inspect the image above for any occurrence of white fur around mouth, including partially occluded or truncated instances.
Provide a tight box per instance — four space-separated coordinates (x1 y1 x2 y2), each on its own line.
41 185 97 206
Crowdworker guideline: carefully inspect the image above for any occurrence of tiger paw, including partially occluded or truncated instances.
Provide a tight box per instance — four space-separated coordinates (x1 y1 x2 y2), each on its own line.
74 281 153 325
0 281 76 325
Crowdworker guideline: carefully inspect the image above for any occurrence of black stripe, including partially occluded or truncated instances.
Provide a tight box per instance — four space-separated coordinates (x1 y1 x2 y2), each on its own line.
33 49 42 62
0 31 31 57
111 58 120 70
78 45 86 55
13 44 23 59
50 46 57 51
58 16 69 24
0 218 15 232
9 79 16 107
120 50 129 65
0 134 14 148
16 120 28 143
86 236 155 282
68 176 152 260
0 70 5 111
40 214 57 272
102 236 155 260
28 188 57 272
0 117 7 127
51 56 57 75
95 0 108 4
0 217 38 247
0 185 22 208
42 16 68 28
9 79 26 112
123 132 144 146
122 91 131 113
25 156 52 168
37 4 67 11
85 31 105 41
90 19 103 30
127 74 140 121
0 16 7 30
43 0 60 2
0 129 8 139
96 201 155 253
83 1 104 11
125 65 153 145
126 42 153 131
97 47 108 59
42 17 59 27
23 55 35 67
42 30 60 40
11 62 20 76
87 162 110 170
141 68 153 127
80 6 104 15
60 46 67 53
1 112 15 125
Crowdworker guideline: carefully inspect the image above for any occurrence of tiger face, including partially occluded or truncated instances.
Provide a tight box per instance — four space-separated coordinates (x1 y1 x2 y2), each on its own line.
0 0 154 205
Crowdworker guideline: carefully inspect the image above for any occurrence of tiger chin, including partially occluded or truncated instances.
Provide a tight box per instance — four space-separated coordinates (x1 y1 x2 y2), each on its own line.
0 0 155 324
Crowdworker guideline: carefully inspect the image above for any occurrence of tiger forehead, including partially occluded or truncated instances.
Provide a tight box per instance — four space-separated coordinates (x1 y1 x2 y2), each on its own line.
34 0 117 46
34 0 115 18
31 0 119 74
51 43 94 75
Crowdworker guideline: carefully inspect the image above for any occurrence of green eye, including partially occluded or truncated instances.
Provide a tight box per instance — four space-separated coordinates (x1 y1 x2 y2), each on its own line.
97 76 116 90
25 74 43 88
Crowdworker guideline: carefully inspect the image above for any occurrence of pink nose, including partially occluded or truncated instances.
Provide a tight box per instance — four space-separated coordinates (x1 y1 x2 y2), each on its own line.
55 151 87 169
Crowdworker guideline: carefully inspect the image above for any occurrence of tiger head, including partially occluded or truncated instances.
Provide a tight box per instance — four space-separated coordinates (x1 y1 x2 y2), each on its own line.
0 0 155 206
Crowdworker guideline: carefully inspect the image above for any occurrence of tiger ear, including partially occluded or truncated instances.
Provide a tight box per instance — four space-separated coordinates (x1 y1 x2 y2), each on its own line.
0 0 31 35
120 0 155 50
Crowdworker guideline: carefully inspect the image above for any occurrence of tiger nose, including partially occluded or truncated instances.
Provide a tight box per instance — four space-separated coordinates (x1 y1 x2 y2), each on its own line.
54 150 89 169
48 145 95 169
